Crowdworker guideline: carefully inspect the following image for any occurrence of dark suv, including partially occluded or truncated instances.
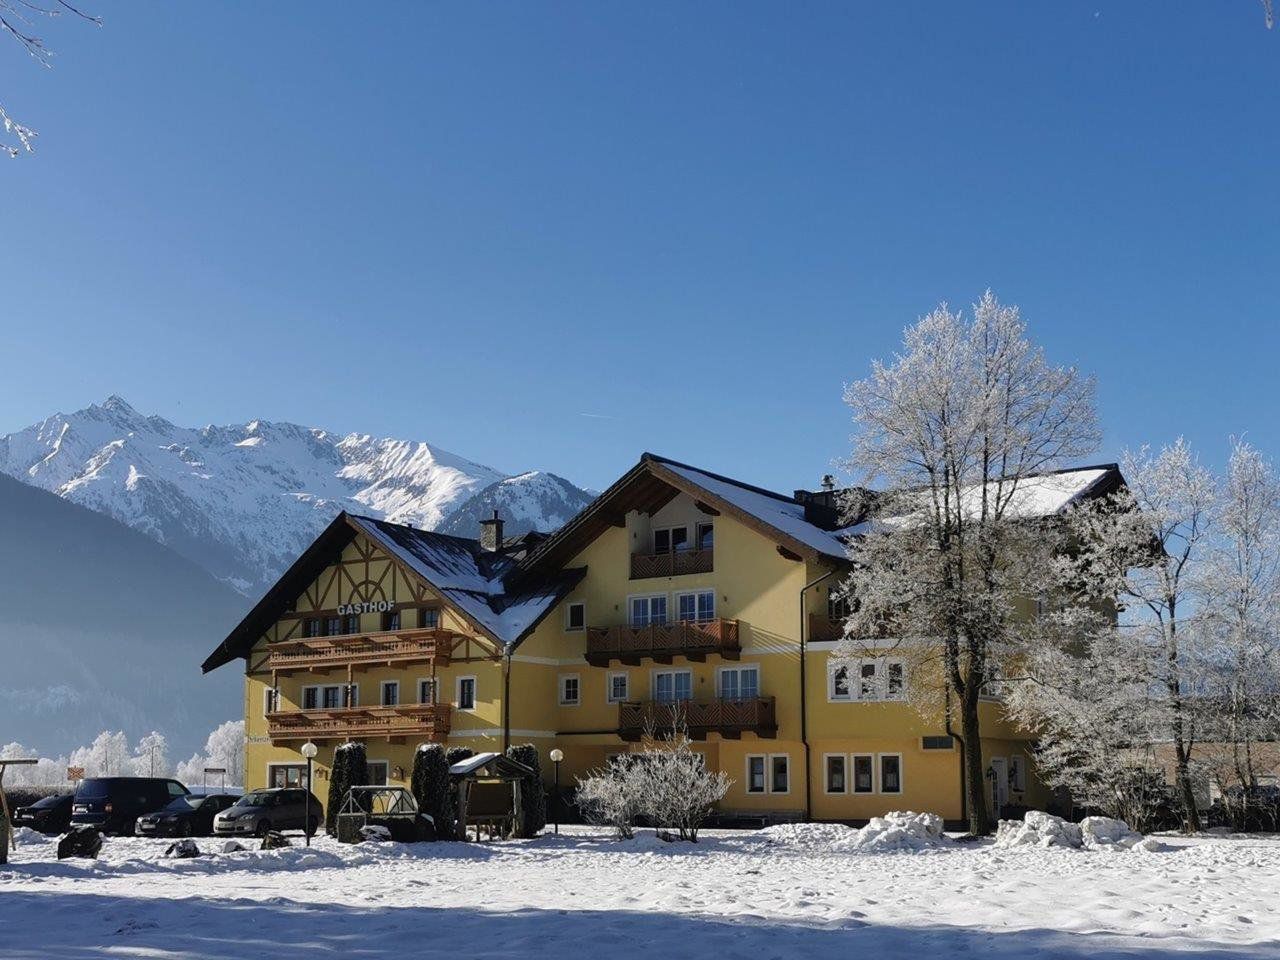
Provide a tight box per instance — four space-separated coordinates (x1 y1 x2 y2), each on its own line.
71 777 190 835
213 788 323 837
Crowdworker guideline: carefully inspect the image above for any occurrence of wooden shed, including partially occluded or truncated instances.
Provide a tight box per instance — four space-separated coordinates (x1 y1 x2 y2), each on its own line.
449 752 535 840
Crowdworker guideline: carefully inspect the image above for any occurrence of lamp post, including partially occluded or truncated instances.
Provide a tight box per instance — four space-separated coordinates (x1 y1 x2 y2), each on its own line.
301 741 318 846
548 748 564 835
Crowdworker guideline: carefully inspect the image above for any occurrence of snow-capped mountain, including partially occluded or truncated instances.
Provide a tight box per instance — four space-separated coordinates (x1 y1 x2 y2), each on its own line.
437 471 597 538
0 397 593 595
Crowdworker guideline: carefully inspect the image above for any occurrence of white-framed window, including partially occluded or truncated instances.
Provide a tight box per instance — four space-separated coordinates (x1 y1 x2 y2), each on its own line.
824 754 847 794
858 660 878 699
653 525 689 554
653 669 692 703
263 686 279 715
457 675 477 710
380 681 399 707
879 753 903 794
419 607 441 629
886 660 905 699
1009 753 1026 792
321 685 342 709
695 520 714 550
607 672 629 703
770 754 790 794
366 760 389 786
559 674 581 706
745 754 767 794
828 663 852 701
852 753 874 793
383 610 401 632
566 601 586 632
417 677 437 705
302 686 319 710
717 664 760 700
629 594 668 627
675 589 715 623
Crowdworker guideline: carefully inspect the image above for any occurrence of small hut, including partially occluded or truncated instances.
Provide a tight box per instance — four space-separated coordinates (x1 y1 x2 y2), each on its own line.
449 752 535 840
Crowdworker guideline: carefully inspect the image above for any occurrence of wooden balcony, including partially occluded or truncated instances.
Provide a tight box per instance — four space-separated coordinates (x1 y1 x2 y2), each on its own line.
630 548 713 580
585 618 740 666
618 697 777 742
266 704 452 744
266 628 452 675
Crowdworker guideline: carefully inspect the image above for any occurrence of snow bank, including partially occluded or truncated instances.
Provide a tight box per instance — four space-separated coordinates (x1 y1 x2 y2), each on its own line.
833 812 948 853
995 811 1165 852
757 822 856 850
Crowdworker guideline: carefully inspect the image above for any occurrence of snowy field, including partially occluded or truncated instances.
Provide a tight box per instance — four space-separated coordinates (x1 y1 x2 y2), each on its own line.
1 824 1277 959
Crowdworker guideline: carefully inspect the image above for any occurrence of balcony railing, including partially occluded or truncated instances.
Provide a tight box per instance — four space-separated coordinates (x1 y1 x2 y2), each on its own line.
630 548 713 580
266 704 452 743
266 628 452 675
618 697 776 741
585 618 740 666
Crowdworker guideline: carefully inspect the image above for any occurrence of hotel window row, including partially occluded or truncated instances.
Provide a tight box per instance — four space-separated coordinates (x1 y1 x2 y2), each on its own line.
299 607 440 638
265 674 474 712
828 657 906 702
651 521 714 554
824 753 902 794
628 589 717 627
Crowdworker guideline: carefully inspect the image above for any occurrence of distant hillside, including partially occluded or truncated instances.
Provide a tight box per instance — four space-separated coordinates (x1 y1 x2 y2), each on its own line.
0 472 245 757
437 471 596 538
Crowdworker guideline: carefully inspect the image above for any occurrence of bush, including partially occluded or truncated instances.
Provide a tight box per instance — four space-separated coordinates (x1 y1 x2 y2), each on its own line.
4 786 73 809
576 757 642 839
445 746 474 767
505 743 546 838
326 741 368 835
411 744 453 838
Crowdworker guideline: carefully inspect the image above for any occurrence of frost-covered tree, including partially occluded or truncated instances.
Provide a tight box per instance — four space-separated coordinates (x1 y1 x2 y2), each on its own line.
1045 440 1215 831
1198 440 1280 825
68 730 130 777
835 292 1099 835
631 736 731 842
1 0 101 158
131 731 171 778
576 756 643 839
175 720 246 788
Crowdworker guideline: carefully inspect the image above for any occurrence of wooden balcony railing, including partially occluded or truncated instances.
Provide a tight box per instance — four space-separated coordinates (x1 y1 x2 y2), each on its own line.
266 628 452 675
266 704 452 743
585 618 740 666
618 697 777 742
630 548 713 580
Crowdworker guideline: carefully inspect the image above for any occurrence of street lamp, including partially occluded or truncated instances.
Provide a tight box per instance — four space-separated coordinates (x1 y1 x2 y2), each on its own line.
301 741 318 846
549 748 564 835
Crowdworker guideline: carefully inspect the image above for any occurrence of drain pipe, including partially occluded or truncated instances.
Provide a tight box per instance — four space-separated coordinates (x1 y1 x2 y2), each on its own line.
503 648 512 752
800 568 836 822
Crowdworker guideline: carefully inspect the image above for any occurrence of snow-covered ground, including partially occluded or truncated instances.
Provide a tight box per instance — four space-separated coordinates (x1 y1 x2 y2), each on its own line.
1 825 1275 959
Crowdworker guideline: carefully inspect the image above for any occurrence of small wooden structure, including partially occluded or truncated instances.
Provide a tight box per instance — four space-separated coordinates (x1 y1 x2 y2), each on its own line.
0 758 38 864
449 752 535 841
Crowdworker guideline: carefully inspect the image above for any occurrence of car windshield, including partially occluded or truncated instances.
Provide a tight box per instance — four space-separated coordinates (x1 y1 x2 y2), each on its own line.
237 792 275 807
76 778 116 799
162 796 199 812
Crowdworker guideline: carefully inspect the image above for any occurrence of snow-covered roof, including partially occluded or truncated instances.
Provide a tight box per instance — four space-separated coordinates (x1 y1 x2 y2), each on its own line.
448 752 501 776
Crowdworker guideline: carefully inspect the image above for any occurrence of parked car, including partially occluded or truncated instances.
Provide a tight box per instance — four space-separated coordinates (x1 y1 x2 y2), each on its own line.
12 794 74 835
135 793 240 838
70 777 190 835
213 788 323 837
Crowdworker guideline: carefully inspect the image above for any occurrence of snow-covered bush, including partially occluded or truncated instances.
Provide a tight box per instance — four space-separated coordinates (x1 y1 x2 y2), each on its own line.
175 721 246 788
506 744 546 838
994 811 1165 852
833 811 948 853
326 742 367 835
411 744 453 839
576 756 643 839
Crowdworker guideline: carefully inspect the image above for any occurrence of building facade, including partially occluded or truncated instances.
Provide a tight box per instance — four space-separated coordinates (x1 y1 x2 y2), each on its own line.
203 453 1123 824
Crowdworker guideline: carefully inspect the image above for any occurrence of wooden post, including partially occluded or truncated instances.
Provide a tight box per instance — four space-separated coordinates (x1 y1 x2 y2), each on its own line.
456 780 470 841
511 778 523 839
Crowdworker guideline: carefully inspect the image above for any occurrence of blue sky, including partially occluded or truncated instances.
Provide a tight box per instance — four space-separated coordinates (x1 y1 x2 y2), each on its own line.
1 2 1276 493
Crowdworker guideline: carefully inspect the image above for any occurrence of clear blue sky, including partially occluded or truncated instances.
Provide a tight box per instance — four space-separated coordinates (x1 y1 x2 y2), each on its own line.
2 2 1276 493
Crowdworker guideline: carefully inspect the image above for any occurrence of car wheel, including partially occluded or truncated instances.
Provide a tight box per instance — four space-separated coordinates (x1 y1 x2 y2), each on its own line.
255 820 271 838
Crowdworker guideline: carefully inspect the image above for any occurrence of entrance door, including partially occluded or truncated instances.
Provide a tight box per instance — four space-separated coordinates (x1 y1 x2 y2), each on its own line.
990 757 1009 815
269 764 309 789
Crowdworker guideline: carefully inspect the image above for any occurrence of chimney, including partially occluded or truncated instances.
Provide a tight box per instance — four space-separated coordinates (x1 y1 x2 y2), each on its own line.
479 510 504 552
821 474 835 492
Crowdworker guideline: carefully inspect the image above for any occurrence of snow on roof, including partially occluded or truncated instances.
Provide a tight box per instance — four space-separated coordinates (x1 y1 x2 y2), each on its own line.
346 515 582 649
657 461 851 559
448 752 501 776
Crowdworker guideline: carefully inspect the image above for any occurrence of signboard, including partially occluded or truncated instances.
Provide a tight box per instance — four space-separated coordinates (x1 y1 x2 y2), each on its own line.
336 600 394 616
67 767 84 782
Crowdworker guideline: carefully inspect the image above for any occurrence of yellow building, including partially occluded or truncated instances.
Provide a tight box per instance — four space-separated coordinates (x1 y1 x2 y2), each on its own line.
202 453 1123 825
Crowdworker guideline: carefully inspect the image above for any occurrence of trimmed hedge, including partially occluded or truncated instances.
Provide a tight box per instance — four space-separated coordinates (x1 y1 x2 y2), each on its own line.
445 746 474 767
411 744 453 839
326 741 368 835
4 786 73 809
506 743 546 838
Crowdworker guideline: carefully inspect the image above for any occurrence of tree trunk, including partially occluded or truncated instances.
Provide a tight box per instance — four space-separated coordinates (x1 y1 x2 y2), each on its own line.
1172 738 1202 833
962 692 992 835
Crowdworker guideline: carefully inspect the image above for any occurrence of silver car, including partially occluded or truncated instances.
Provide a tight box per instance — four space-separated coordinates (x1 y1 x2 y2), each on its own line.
212 788 323 837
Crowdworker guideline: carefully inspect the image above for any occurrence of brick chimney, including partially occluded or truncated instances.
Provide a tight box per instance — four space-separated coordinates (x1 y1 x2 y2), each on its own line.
479 510 504 552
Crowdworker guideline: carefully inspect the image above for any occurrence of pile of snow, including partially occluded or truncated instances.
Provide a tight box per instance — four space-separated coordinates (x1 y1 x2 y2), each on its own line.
995 811 1165 852
833 811 948 853
757 822 856 850
359 825 393 843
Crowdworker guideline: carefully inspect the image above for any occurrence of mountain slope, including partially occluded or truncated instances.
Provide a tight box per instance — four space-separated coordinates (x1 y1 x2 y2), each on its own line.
437 471 596 538
0 397 590 595
0 472 245 756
